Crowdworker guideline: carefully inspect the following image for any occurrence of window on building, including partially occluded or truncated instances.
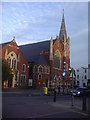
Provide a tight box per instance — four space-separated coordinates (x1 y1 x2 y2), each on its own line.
47 68 48 74
12 59 14 69
38 66 43 73
77 70 79 72
77 75 79 79
33 74 37 81
54 50 60 69
11 53 13 57
85 75 87 79
7 57 11 68
34 65 37 73
17 53 20 62
83 83 86 87
20 75 25 86
22 64 26 72
43 66 46 73
12 58 16 69
16 70 19 83
77 81 79 86
85 69 87 73
46 67 49 74
38 74 42 80
14 59 16 69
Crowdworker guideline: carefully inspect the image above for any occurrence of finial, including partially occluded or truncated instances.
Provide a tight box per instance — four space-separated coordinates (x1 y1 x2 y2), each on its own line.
56 35 59 39
63 9 64 15
51 36 53 40
13 36 15 40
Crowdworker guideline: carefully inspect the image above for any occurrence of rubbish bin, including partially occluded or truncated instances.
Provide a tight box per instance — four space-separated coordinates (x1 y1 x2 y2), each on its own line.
45 87 48 95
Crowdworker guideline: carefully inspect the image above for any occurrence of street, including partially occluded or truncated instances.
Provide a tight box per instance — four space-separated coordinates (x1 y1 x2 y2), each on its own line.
2 89 89 119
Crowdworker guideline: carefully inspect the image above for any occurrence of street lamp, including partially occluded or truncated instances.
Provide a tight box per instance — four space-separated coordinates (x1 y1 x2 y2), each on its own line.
62 71 66 93
69 68 74 106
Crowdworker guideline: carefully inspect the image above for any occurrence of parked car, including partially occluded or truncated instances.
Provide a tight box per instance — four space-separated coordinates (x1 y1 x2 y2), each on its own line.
71 87 88 97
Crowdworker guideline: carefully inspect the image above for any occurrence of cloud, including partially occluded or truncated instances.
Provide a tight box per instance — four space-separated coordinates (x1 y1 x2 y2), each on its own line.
2 2 88 68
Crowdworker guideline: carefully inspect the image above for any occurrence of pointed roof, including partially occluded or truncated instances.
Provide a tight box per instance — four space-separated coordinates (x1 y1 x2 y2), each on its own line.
59 9 67 41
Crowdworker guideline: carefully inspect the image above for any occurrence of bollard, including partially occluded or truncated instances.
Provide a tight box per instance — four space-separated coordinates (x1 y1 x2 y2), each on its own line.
71 94 74 106
53 89 56 102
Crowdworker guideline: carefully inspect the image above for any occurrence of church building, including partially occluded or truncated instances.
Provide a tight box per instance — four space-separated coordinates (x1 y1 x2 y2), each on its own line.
19 11 70 90
0 37 29 88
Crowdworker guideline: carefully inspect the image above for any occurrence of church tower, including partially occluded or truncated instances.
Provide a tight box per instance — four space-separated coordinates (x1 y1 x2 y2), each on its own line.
59 9 67 43
59 10 70 87
59 9 70 66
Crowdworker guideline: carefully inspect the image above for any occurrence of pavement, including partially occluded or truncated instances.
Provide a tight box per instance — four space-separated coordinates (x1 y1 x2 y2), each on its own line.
2 88 70 96
48 101 88 117
2 88 44 96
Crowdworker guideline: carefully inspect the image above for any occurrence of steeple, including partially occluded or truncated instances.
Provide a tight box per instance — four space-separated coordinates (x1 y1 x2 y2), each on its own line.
59 9 67 42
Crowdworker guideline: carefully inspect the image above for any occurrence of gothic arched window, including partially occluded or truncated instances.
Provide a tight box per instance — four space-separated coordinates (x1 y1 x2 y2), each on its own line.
34 65 37 73
14 59 16 69
12 58 16 69
38 66 43 73
43 66 46 73
7 57 11 68
54 50 61 69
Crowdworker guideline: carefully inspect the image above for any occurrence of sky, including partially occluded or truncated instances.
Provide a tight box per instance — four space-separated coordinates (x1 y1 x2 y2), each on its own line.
1 2 88 69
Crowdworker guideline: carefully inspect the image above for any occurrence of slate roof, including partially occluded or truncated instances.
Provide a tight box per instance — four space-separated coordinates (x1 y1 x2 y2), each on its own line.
19 40 52 65
0 41 11 50
0 39 56 65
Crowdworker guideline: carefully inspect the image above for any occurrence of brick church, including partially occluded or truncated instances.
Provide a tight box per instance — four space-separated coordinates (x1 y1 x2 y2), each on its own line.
0 37 29 88
20 11 70 89
0 11 70 89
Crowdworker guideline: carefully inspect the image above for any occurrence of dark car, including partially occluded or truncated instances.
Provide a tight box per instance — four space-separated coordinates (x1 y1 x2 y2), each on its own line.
72 87 88 97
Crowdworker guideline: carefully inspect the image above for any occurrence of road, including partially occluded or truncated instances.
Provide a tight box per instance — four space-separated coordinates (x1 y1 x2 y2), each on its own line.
2 92 89 119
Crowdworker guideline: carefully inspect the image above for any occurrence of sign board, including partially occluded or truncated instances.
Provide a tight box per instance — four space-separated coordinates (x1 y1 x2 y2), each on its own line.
70 72 75 79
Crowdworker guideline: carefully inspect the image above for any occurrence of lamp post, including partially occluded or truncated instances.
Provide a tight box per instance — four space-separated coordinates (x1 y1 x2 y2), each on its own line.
69 68 74 106
62 71 66 93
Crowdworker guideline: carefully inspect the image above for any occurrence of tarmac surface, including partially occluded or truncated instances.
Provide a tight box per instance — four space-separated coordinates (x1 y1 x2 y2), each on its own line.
1 88 90 119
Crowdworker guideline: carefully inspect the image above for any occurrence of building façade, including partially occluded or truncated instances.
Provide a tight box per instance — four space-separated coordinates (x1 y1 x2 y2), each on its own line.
19 11 70 90
0 38 29 88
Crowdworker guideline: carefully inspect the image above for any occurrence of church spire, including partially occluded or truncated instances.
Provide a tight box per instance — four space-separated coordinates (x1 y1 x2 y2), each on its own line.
59 9 67 42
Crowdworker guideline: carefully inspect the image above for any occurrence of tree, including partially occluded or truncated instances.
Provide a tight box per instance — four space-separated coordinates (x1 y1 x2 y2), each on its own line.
2 60 13 87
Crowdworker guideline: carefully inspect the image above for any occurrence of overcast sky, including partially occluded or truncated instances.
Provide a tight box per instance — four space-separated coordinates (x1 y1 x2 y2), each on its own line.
1 2 88 69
